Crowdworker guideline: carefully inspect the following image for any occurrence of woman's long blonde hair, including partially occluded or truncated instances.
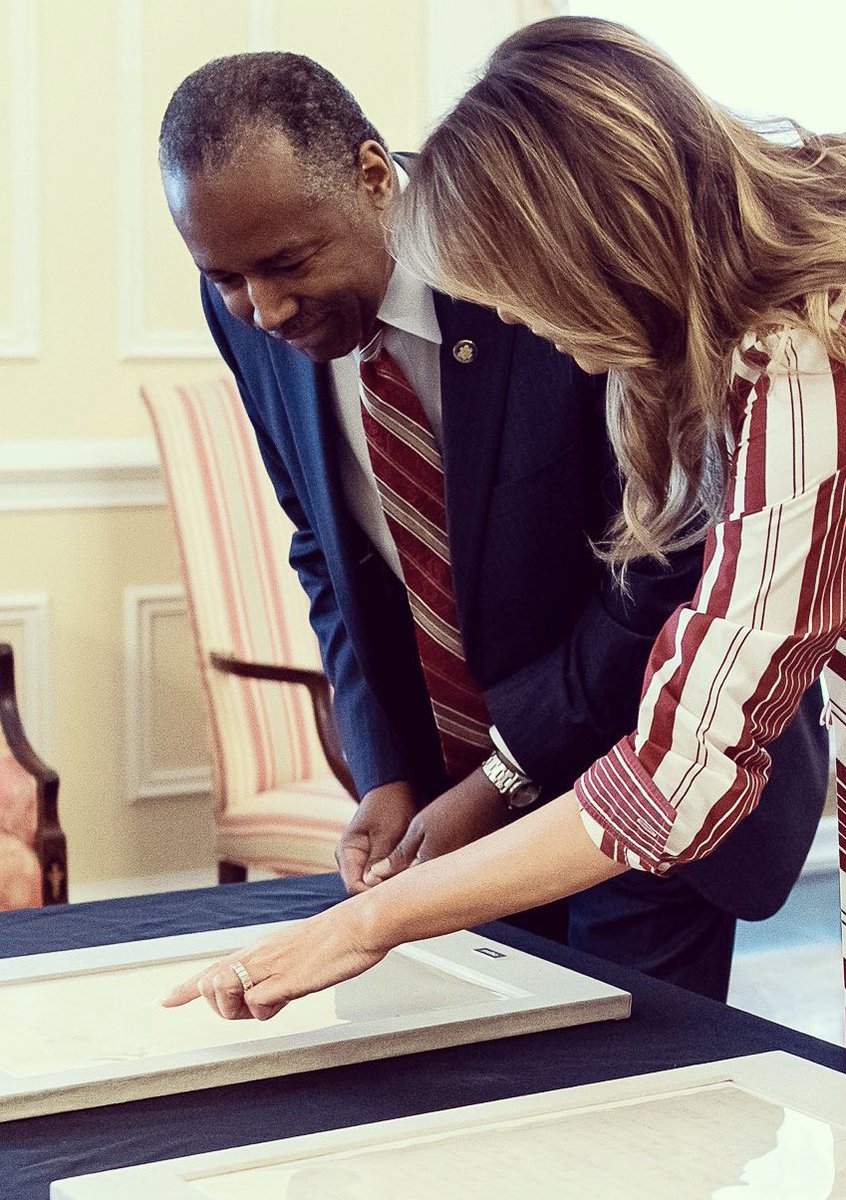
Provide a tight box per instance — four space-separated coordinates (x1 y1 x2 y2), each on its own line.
391 16 846 566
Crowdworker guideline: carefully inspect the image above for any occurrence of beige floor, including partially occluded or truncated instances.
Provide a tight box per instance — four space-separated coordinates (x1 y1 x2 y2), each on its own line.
728 941 844 1046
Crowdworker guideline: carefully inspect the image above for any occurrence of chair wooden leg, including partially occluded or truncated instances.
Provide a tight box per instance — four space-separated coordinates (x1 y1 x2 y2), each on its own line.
218 860 248 885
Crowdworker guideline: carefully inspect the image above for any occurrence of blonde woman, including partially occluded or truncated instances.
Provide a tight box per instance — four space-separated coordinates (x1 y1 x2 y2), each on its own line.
162 17 846 1021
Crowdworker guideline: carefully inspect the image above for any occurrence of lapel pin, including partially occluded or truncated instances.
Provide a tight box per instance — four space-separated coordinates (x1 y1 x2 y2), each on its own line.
452 339 477 364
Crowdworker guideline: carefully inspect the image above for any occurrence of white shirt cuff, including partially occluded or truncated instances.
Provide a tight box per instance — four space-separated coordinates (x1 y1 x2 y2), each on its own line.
488 725 527 776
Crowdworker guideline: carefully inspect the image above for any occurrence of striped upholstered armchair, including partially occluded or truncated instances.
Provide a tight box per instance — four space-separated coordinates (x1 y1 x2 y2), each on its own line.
142 380 357 883
0 643 67 910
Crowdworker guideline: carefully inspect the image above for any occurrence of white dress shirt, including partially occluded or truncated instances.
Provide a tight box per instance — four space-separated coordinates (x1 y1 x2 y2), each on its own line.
328 167 521 774
329 160 444 581
329 258 442 581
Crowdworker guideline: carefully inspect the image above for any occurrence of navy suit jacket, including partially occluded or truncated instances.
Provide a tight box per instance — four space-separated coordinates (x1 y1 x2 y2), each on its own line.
201 277 828 920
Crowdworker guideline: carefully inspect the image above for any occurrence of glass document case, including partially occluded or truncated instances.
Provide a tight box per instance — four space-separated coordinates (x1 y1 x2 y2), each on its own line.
51 1052 846 1199
0 922 630 1120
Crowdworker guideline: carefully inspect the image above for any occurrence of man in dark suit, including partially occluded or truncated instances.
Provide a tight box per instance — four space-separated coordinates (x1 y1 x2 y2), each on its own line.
159 51 828 1000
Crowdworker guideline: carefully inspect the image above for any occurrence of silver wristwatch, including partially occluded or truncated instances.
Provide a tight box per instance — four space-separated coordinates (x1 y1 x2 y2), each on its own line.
481 748 542 810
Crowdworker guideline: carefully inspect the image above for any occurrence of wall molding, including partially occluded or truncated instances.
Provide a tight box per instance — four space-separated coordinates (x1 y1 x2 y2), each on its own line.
0 437 165 511
117 0 217 359
0 593 51 757
0 0 39 357
124 584 211 803
248 0 276 49
69 863 277 902
117 0 276 359
69 867 216 903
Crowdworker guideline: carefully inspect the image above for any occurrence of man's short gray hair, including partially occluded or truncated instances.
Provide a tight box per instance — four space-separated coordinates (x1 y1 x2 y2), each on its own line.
159 51 386 200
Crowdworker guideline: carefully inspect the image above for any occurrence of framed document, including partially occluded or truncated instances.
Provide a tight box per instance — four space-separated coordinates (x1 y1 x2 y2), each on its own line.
50 1051 846 1199
0 923 629 1121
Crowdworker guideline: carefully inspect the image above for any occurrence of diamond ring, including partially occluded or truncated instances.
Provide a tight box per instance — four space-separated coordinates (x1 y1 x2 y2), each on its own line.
230 960 255 992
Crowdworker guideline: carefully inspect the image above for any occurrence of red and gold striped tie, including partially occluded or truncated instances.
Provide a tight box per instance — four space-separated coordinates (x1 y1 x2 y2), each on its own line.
359 331 490 781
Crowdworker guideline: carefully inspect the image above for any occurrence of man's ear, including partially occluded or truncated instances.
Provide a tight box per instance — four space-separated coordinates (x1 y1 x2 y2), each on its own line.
357 140 395 211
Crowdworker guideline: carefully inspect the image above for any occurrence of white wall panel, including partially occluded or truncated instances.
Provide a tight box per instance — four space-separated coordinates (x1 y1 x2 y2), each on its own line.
0 0 39 357
117 0 272 358
124 585 210 802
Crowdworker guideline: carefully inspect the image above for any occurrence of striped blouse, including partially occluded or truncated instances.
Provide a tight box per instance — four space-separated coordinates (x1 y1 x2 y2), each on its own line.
575 299 846 890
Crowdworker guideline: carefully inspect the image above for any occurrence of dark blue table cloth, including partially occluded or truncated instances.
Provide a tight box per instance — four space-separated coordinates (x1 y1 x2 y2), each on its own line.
1 873 844 1198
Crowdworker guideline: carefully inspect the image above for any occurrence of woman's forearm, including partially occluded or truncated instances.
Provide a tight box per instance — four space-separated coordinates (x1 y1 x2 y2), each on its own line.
358 789 626 950
161 791 628 1018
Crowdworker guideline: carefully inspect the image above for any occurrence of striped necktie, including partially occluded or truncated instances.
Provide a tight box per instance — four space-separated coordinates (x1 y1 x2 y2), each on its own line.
358 329 490 781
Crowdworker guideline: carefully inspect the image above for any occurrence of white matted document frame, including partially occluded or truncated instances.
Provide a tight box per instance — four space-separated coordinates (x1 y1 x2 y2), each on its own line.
50 1051 846 1200
0 922 630 1122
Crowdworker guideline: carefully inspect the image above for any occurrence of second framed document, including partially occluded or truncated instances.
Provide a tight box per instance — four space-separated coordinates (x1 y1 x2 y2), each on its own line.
51 1051 846 1199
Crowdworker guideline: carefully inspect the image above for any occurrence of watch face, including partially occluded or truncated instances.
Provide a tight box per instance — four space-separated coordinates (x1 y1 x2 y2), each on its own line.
507 782 542 809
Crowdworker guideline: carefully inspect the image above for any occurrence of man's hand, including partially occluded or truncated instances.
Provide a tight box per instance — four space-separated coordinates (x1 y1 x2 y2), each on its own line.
363 767 507 885
335 781 420 894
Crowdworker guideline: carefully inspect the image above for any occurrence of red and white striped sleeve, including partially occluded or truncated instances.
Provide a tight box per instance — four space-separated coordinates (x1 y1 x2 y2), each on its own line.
575 309 846 873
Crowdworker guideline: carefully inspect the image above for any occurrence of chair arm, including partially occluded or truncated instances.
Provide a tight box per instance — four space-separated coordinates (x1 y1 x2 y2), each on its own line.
0 644 67 904
210 651 357 799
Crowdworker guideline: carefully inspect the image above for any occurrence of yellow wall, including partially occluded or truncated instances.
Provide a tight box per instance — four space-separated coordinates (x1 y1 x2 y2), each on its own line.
0 506 215 882
0 0 561 889
2 0 429 444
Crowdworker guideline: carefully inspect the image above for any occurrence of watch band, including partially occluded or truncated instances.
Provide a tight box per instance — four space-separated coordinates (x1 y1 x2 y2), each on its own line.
481 749 541 809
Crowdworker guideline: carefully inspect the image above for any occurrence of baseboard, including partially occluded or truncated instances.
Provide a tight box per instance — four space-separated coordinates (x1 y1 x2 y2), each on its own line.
68 865 279 904
69 868 216 904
